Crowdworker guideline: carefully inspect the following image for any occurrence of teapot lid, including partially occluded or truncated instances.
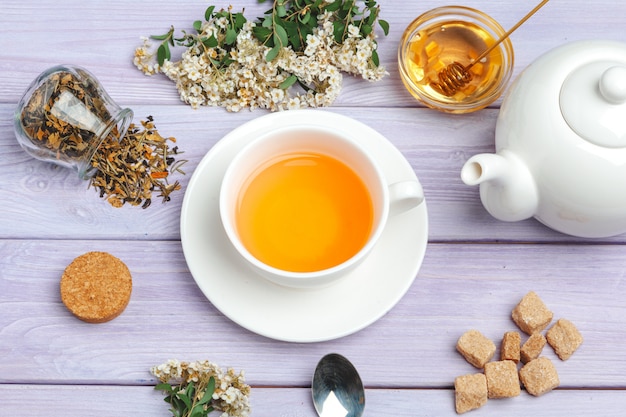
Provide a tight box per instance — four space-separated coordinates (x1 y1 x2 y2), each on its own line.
560 62 626 148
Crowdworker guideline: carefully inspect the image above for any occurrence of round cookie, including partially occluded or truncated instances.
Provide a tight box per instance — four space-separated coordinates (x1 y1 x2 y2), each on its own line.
60 251 132 323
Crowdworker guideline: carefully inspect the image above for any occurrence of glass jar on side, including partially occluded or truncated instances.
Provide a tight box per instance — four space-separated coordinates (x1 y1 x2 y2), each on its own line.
398 6 514 113
14 65 133 179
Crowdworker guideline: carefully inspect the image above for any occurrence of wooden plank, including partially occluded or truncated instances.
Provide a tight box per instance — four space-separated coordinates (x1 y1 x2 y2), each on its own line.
2 1 626 415
0 240 623 387
1 1 626 107
2 104 619 243
0 385 625 417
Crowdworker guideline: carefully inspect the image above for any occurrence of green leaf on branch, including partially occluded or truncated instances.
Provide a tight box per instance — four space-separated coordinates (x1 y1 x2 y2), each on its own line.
157 43 170 66
253 26 272 44
276 4 287 17
274 23 289 47
139 0 392 110
333 20 346 43
150 33 170 41
225 28 237 45
379 19 390 35
371 49 380 66
155 383 174 393
201 35 219 48
265 44 281 61
204 5 215 20
198 377 216 405
279 75 298 89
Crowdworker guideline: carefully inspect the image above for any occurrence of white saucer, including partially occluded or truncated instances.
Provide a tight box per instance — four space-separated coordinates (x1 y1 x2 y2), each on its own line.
180 110 428 342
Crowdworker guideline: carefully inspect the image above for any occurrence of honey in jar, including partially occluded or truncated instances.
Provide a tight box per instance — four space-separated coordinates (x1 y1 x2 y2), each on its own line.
407 21 504 101
398 6 514 113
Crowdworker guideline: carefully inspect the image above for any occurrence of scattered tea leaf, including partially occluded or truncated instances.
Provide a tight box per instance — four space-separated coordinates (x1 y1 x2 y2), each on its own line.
89 117 187 208
18 68 116 175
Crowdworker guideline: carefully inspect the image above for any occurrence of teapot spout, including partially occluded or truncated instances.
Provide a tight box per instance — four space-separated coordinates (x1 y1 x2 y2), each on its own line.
461 151 539 222
461 153 509 186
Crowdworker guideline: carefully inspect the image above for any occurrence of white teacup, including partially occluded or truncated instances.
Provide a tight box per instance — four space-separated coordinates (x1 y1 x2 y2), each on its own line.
219 121 424 289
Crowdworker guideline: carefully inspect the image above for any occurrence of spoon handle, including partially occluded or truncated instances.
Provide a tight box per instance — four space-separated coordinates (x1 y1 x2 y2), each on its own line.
469 0 550 69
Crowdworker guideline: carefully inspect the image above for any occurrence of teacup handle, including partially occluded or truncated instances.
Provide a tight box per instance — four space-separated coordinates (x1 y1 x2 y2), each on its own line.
388 180 424 216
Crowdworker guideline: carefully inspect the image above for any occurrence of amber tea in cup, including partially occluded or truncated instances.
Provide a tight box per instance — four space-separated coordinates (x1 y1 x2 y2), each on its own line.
220 120 423 289
398 6 514 113
236 150 373 273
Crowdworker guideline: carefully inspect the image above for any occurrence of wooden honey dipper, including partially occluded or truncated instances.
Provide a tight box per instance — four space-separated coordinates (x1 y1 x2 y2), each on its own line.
431 0 550 96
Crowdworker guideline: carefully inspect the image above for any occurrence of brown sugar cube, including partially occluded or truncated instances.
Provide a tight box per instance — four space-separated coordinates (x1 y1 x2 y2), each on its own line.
520 333 547 363
454 373 488 414
546 318 583 360
456 330 496 368
519 357 560 396
484 360 520 398
60 251 132 323
511 291 553 335
500 331 521 363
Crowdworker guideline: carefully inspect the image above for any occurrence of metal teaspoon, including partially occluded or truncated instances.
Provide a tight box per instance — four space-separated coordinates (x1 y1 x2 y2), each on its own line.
312 353 365 417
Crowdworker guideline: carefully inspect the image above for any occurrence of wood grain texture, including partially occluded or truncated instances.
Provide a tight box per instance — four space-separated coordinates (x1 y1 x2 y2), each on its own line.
1 385 626 417
2 1 626 107
1 240 623 388
0 103 615 243
2 0 626 415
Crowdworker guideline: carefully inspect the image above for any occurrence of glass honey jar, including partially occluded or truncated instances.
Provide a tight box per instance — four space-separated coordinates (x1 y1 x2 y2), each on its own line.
398 6 514 113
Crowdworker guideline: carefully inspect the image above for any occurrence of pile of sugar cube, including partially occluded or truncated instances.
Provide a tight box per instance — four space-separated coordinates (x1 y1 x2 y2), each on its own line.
454 291 583 414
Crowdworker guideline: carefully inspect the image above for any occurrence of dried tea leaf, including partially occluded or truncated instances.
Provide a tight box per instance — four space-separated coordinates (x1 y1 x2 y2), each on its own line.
19 69 114 164
89 116 186 208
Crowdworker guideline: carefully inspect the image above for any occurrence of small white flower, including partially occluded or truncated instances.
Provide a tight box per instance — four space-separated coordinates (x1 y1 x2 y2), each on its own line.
347 24 360 38
203 25 218 38
305 34 321 54
222 387 239 404
270 88 285 103
133 4 386 113
226 101 242 112
356 48 370 63
241 68 254 79
286 97 301 110
189 84 202 96
216 17 228 29
187 68 201 81
207 90 221 102
337 51 351 67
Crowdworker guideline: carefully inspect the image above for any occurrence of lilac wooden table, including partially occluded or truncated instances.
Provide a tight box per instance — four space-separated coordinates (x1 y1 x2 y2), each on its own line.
2 1 626 415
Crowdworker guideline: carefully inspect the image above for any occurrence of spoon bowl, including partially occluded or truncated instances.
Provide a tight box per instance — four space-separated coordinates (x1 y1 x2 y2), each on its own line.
312 353 365 417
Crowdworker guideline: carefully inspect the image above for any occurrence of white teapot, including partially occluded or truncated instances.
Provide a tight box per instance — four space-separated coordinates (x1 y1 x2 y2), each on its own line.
461 40 626 238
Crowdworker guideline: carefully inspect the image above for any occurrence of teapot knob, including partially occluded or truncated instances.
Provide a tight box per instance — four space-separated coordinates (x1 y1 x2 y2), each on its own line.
599 66 626 104
560 62 626 148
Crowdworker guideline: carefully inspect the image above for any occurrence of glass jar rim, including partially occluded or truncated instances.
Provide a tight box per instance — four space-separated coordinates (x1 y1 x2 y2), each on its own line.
397 5 515 113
